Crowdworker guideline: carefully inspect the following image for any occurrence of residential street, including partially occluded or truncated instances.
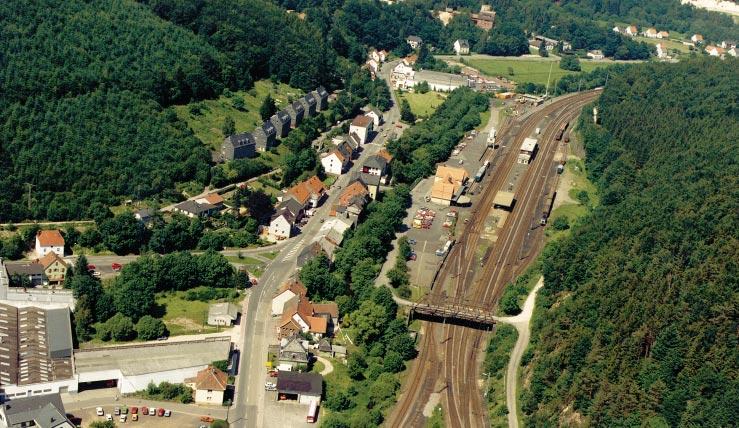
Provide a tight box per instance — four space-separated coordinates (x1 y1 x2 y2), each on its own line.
230 95 399 427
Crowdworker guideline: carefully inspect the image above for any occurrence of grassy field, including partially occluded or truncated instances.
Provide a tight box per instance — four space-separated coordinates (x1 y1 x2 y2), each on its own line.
634 35 692 54
464 57 606 86
157 291 241 336
175 80 302 150
546 154 599 241
225 255 266 277
397 91 448 118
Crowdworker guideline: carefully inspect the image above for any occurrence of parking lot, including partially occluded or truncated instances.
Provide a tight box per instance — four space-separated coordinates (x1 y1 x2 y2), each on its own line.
71 405 216 428
262 391 317 428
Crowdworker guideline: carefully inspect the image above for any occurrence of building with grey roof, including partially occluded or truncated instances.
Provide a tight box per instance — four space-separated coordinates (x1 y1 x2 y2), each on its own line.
312 86 329 111
172 200 219 218
276 371 322 405
220 132 256 161
299 94 317 118
4 263 45 287
253 121 277 152
207 302 239 326
0 393 73 428
286 101 305 128
0 304 76 401
270 110 292 138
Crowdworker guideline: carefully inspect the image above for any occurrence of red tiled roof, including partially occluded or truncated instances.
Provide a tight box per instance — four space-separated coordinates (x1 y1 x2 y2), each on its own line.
34 252 67 270
194 366 228 391
36 230 64 247
312 303 339 319
278 279 307 297
351 115 373 128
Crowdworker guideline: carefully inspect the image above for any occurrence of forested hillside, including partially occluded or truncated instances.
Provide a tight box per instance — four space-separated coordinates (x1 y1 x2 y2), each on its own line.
141 0 339 90
522 58 738 426
0 0 224 222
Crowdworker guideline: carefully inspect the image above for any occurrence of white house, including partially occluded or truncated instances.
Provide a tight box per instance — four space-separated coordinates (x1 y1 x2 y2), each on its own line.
271 280 307 316
705 45 724 56
728 47 737 57
366 58 379 74
207 302 239 326
185 366 228 405
268 213 294 241
612 26 621 34
644 27 658 38
656 43 668 58
390 61 415 90
35 230 64 258
321 150 349 176
349 115 373 145
365 110 383 128
406 35 422 49
625 25 638 36
453 39 470 55
586 50 604 60
691 34 703 43
657 31 669 39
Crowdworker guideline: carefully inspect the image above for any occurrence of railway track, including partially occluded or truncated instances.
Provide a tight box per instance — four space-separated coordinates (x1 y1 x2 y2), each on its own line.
388 90 601 428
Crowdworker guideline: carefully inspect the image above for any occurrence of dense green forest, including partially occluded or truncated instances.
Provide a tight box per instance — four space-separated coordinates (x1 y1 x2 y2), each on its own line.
141 0 339 90
522 58 738 426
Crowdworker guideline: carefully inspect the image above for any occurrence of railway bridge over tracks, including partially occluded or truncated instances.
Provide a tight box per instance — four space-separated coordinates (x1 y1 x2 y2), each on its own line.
408 299 497 328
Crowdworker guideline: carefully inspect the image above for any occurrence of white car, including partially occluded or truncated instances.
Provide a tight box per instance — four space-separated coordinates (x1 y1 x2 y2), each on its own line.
119 414 127 422
164 409 171 417
106 414 113 421
96 407 104 416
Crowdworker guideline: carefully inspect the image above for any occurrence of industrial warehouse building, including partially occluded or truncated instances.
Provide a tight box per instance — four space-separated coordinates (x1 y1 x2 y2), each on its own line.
518 138 538 164
74 338 232 394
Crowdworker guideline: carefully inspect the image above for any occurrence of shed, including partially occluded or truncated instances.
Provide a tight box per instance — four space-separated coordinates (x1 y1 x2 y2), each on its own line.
493 191 515 210
276 371 322 405
207 302 239 326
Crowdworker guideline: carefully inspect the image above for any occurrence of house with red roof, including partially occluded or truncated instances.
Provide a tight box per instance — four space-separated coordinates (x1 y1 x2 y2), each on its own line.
35 230 64 258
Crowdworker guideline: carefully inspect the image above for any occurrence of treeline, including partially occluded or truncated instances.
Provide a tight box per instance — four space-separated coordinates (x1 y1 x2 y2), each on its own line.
522 58 738 426
562 0 739 42
70 251 244 342
299 186 417 426
388 88 489 184
141 0 339 91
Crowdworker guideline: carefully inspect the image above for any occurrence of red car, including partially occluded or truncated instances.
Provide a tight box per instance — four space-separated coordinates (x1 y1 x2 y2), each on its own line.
130 407 138 415
111 263 122 272
86 264 96 271
141 407 148 415
157 408 165 417
408 253 417 261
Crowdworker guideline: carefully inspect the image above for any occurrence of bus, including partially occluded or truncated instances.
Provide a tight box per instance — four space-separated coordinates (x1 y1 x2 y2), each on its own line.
306 401 318 423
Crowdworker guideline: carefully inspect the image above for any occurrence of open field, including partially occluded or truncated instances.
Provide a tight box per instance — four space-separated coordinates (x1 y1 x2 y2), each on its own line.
634 35 692 54
175 80 302 150
464 57 606 86
397 91 448 118
157 291 241 336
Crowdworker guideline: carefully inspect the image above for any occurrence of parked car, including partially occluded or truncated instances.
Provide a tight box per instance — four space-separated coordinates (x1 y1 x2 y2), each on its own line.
408 253 417 261
106 414 113 421
201 416 215 423
96 407 104 416
114 407 120 416
87 264 96 271
408 239 417 245
132 414 139 421
121 406 128 415
157 408 165 417
164 410 172 417
130 407 138 415
111 262 122 271
119 414 127 423
92 271 101 278
141 407 148 415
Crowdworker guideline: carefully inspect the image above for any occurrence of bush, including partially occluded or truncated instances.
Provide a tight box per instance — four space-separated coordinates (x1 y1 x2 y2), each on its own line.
135 315 167 340
184 286 238 302
97 313 136 341
551 216 570 231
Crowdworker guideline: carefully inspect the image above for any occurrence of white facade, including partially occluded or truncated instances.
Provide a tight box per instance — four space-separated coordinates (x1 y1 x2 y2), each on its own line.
366 59 379 74
656 43 668 58
298 393 321 405
453 40 470 55
0 378 78 401
349 123 372 145
587 50 604 60
34 241 63 258
391 63 415 90
365 111 382 128
321 152 347 175
272 290 299 316
118 366 206 394
269 215 292 241
691 34 703 43
194 388 225 405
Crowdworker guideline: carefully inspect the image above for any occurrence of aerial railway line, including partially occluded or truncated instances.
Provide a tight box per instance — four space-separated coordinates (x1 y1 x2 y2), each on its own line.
388 89 602 428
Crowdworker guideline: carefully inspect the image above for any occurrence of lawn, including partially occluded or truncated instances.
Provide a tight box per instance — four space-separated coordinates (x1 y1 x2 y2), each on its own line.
546 156 599 241
225 255 266 277
157 291 241 336
634 35 692 54
464 57 606 86
397 91 448 118
175 80 302 151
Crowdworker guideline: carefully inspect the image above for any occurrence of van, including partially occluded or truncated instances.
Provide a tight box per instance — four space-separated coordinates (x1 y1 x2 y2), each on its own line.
535 127 541 135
